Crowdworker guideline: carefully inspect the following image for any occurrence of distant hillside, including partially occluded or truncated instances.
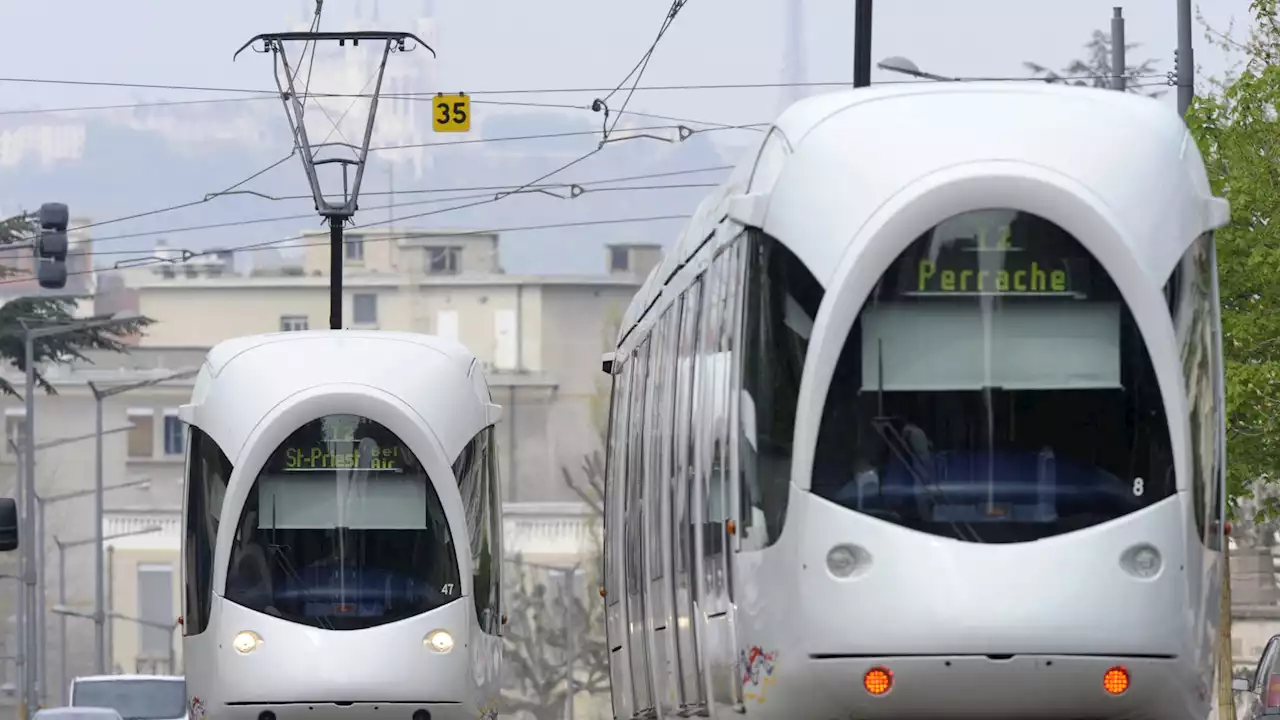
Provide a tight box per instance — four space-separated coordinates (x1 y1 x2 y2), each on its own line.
0 102 742 276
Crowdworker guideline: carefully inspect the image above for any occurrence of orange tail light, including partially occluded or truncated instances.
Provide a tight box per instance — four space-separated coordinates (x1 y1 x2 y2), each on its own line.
1103 666 1130 695
863 667 893 695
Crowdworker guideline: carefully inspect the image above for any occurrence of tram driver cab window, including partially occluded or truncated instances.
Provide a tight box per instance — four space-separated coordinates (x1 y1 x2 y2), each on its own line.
811 209 1177 543
224 414 462 629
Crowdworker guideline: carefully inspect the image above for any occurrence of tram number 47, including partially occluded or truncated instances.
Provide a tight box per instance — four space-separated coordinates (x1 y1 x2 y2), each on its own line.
434 93 471 133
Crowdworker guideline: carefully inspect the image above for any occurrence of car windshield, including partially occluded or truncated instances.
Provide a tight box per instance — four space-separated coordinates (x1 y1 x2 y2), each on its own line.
811 209 1175 542
224 414 461 630
71 679 185 720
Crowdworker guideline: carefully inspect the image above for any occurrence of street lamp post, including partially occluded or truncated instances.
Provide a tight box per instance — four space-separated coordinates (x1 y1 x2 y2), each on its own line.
15 310 141 716
53 526 162 704
10 429 139 704
87 367 197 675
33 475 150 701
51 607 178 681
876 56 954 82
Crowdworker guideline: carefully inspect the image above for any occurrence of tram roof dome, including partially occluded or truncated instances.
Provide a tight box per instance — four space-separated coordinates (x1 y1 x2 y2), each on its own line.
616 82 1228 343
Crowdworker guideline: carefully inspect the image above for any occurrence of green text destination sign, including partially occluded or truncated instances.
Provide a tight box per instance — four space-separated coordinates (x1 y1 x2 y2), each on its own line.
908 255 1088 297
284 445 405 471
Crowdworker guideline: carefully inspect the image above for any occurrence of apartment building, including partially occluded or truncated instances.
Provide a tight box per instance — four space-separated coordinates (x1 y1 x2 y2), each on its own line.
0 226 653 701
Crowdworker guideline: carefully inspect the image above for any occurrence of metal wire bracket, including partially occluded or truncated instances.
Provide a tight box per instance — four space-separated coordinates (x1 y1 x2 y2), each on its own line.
233 31 434 219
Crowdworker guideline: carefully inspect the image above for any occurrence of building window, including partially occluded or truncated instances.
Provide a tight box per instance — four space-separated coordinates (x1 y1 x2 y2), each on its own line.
345 234 365 262
426 246 461 275
163 412 185 456
280 315 309 332
136 564 174 660
610 247 630 272
352 294 378 325
127 410 155 458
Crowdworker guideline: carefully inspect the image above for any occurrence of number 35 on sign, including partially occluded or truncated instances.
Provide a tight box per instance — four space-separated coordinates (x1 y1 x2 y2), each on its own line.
434 93 471 133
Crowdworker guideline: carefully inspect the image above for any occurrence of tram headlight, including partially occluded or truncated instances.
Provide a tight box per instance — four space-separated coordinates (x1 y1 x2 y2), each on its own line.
232 630 262 654
1120 544 1163 579
826 544 870 579
424 629 454 653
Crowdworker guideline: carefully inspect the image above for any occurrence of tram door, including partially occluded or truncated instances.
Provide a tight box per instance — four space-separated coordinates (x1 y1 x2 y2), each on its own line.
694 244 743 709
625 340 657 715
646 306 680 716
672 282 708 715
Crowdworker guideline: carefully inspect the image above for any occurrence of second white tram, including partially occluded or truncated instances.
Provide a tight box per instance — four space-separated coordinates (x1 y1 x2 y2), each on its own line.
179 331 505 720
601 82 1231 719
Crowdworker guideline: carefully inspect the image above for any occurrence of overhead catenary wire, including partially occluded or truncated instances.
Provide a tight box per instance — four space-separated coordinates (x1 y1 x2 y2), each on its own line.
83 178 724 248
0 213 693 285
596 0 691 138
66 151 298 232
64 120 763 238
0 73 1176 116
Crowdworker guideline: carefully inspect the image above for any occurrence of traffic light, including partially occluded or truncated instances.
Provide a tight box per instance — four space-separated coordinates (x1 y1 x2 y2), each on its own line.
35 201 68 289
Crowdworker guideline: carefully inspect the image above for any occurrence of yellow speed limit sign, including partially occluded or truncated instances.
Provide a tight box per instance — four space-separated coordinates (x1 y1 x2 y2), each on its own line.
433 93 471 133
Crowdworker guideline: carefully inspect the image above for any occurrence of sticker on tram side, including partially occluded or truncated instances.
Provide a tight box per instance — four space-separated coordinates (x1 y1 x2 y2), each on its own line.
739 646 779 703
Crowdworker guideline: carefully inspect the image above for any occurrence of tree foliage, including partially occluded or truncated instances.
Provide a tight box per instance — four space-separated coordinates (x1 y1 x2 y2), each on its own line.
500 452 609 720
1185 0 1280 507
1024 28 1166 97
0 213 153 397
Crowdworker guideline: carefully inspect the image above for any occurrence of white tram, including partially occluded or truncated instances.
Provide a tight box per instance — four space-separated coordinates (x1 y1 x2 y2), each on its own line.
178 331 505 720
600 83 1231 720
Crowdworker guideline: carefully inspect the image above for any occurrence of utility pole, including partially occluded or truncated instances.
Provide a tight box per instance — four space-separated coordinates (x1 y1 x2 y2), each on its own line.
853 0 873 88
88 368 197 674
234 30 434 329
1176 0 1194 115
1111 8 1126 91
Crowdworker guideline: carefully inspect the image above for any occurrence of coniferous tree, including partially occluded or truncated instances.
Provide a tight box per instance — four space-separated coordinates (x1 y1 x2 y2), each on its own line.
0 212 153 396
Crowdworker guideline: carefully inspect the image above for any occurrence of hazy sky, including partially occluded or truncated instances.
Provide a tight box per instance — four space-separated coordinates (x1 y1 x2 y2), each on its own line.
0 0 1255 274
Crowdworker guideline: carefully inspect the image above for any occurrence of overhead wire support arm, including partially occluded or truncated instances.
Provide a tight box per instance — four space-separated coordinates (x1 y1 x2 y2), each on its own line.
234 30 434 331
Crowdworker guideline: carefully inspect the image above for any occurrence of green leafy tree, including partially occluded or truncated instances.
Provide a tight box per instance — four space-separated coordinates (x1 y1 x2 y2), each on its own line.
1024 28 1166 97
1186 5 1280 718
1185 2 1280 508
0 213 153 396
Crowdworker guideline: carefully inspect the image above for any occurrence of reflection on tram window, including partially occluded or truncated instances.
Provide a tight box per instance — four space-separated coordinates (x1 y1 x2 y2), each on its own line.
811 209 1175 543
224 414 461 629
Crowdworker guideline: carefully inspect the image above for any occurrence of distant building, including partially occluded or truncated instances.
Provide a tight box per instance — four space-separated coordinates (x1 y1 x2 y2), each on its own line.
0 226 654 698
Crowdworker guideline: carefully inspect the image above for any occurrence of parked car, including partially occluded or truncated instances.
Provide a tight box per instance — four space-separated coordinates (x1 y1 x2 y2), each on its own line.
34 707 124 720
1234 634 1280 718
69 675 186 720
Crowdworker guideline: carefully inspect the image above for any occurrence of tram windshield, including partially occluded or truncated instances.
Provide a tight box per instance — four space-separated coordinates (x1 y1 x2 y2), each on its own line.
811 209 1175 542
224 414 461 629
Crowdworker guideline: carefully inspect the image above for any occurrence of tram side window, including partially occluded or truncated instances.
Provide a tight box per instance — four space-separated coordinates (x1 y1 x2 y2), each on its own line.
625 342 651 597
1171 232 1223 548
605 359 633 606
738 229 824 550
183 427 232 636
648 306 679 582
699 252 730 582
673 282 702 584
455 426 502 634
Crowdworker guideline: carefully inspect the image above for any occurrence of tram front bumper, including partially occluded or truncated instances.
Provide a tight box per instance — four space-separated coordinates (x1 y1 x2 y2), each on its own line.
206 598 477 705
208 702 475 720
797 654 1197 720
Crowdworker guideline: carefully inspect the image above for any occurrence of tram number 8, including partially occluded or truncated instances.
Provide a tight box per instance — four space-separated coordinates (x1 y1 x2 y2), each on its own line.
1133 477 1145 497
436 100 468 126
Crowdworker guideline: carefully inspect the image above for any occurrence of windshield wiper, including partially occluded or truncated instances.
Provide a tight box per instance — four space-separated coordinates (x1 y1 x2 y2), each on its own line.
269 497 335 631
870 418 984 543
872 339 983 543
